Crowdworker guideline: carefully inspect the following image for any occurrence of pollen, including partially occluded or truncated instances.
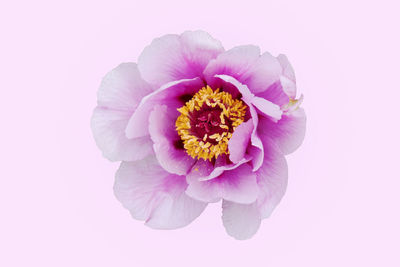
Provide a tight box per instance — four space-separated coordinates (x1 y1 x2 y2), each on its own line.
175 86 247 161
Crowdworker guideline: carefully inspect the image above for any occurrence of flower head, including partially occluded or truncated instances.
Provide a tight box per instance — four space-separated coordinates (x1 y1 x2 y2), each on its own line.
91 31 306 239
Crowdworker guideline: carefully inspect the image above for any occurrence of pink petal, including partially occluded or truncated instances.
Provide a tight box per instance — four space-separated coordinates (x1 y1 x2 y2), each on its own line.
138 31 224 87
256 81 290 107
203 45 260 82
186 163 258 204
255 140 288 219
258 108 306 155
241 52 282 94
114 156 207 229
228 119 254 163
125 77 204 139
222 201 261 240
149 105 196 175
213 74 269 171
91 63 154 161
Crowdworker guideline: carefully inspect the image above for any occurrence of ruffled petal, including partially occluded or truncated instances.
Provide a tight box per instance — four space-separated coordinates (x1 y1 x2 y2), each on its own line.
91 63 154 161
138 31 224 87
214 74 281 171
255 140 288 218
186 163 258 204
149 105 196 175
258 108 306 155
222 201 261 240
125 77 204 139
114 156 207 229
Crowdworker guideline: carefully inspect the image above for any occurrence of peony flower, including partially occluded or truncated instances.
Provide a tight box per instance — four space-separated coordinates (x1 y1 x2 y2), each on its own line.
91 31 306 240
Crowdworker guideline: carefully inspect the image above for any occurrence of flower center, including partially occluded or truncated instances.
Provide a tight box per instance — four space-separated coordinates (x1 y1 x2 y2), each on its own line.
175 86 246 161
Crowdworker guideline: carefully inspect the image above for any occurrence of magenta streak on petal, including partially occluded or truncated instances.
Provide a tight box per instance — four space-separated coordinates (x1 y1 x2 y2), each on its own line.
149 105 196 175
125 77 204 139
197 156 253 181
185 163 259 204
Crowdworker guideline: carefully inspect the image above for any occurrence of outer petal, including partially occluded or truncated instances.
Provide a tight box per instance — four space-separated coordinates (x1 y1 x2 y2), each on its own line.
258 108 306 155
91 108 154 161
91 63 154 161
138 31 224 87
222 201 261 240
203 45 260 81
125 77 204 139
149 105 196 175
114 156 207 229
222 141 288 239
186 163 258 204
204 47 282 94
241 52 282 94
255 140 288 219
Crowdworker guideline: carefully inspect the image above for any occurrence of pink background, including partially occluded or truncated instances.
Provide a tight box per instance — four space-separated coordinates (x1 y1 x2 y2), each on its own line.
2 0 399 266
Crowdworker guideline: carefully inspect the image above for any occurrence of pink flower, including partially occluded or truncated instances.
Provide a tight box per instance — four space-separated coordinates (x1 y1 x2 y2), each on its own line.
91 31 306 240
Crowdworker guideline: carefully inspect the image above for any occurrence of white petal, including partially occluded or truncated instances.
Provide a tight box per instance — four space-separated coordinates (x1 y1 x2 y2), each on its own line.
114 156 207 229
91 63 153 161
222 201 261 240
